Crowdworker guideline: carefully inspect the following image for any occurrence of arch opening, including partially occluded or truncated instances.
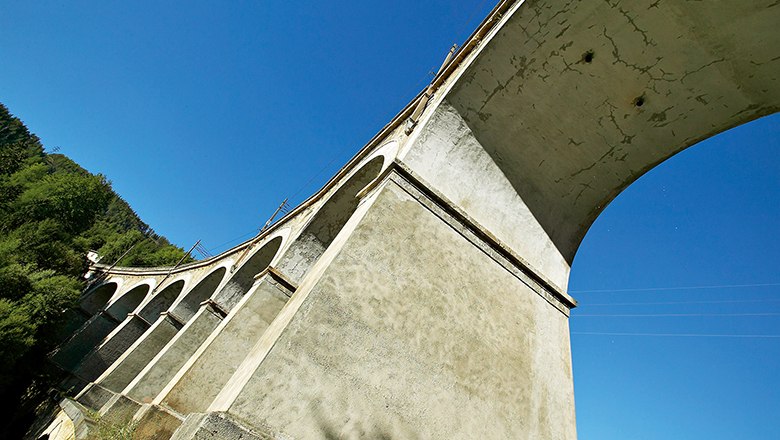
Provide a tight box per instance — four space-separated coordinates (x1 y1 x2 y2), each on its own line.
80 282 118 315
105 284 149 320
279 155 385 282
138 280 185 322
214 237 284 309
172 267 227 321
568 113 780 437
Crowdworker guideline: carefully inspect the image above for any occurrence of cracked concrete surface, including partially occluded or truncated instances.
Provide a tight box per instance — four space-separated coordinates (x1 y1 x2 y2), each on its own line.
446 0 780 263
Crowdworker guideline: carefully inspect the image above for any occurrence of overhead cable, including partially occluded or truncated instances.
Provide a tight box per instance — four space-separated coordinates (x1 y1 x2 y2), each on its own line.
574 312 780 318
580 298 780 307
572 331 780 339
571 282 780 294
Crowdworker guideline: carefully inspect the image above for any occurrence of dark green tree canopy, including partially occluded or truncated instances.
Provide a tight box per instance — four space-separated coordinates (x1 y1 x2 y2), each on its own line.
0 103 193 437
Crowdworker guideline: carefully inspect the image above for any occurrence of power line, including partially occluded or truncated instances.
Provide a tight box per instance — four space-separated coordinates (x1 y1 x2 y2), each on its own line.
194 242 213 259
574 312 780 318
580 298 780 307
457 0 491 43
571 282 780 294
206 231 257 253
572 331 780 339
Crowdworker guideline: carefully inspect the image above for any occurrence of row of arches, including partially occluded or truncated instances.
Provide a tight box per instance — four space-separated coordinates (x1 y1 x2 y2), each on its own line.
77 150 389 327
78 237 282 328
57 149 391 396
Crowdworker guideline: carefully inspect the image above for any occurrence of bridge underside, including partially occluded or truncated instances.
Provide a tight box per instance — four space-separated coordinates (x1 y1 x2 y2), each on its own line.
445 0 779 262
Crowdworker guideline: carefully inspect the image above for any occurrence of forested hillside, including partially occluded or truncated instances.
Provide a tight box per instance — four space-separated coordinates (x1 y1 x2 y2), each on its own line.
0 103 192 436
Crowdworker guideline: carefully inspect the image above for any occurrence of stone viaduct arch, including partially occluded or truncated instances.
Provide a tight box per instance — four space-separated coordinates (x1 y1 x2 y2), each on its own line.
170 266 228 321
137 280 185 322
154 157 388 415
79 281 118 315
51 280 152 373
90 266 233 403
105 282 151 319
38 1 779 439
212 236 284 309
67 281 158 383
275 153 386 283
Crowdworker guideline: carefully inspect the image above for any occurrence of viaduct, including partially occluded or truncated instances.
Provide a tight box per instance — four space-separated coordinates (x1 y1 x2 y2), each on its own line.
35 1 779 439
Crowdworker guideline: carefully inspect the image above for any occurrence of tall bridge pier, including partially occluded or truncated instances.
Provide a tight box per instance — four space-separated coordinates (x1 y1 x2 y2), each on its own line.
37 1 779 439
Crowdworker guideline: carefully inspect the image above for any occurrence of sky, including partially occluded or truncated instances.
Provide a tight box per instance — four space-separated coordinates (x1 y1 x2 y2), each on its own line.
1 1 778 438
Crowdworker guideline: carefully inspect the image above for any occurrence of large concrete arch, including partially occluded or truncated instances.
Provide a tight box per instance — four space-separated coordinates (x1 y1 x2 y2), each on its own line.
402 0 780 290
40 2 780 439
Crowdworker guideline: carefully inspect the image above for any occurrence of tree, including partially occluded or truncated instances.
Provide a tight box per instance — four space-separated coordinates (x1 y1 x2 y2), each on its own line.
0 102 194 438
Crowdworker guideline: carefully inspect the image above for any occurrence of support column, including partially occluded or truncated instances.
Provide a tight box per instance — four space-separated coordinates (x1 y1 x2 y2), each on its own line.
123 302 227 404
70 314 152 383
95 312 184 392
50 310 122 372
210 172 577 439
156 270 295 414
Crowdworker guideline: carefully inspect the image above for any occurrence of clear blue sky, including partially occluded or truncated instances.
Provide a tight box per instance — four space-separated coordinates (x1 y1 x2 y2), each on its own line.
1 2 778 438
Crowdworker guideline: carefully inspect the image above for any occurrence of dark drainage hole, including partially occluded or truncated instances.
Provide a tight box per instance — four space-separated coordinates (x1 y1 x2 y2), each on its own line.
582 50 595 63
634 96 645 107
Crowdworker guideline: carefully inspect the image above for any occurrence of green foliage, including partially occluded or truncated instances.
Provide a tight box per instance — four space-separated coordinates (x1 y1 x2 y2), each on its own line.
0 264 33 301
0 299 36 371
26 272 82 326
0 102 194 438
0 236 21 266
94 415 137 440
10 172 113 233
0 142 28 175
8 162 48 186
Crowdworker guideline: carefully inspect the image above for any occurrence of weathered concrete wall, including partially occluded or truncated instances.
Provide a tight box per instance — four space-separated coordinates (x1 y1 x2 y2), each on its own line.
98 315 182 392
275 155 386 285
160 275 292 414
125 305 224 404
51 312 121 371
221 176 575 439
70 314 151 382
402 100 571 290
